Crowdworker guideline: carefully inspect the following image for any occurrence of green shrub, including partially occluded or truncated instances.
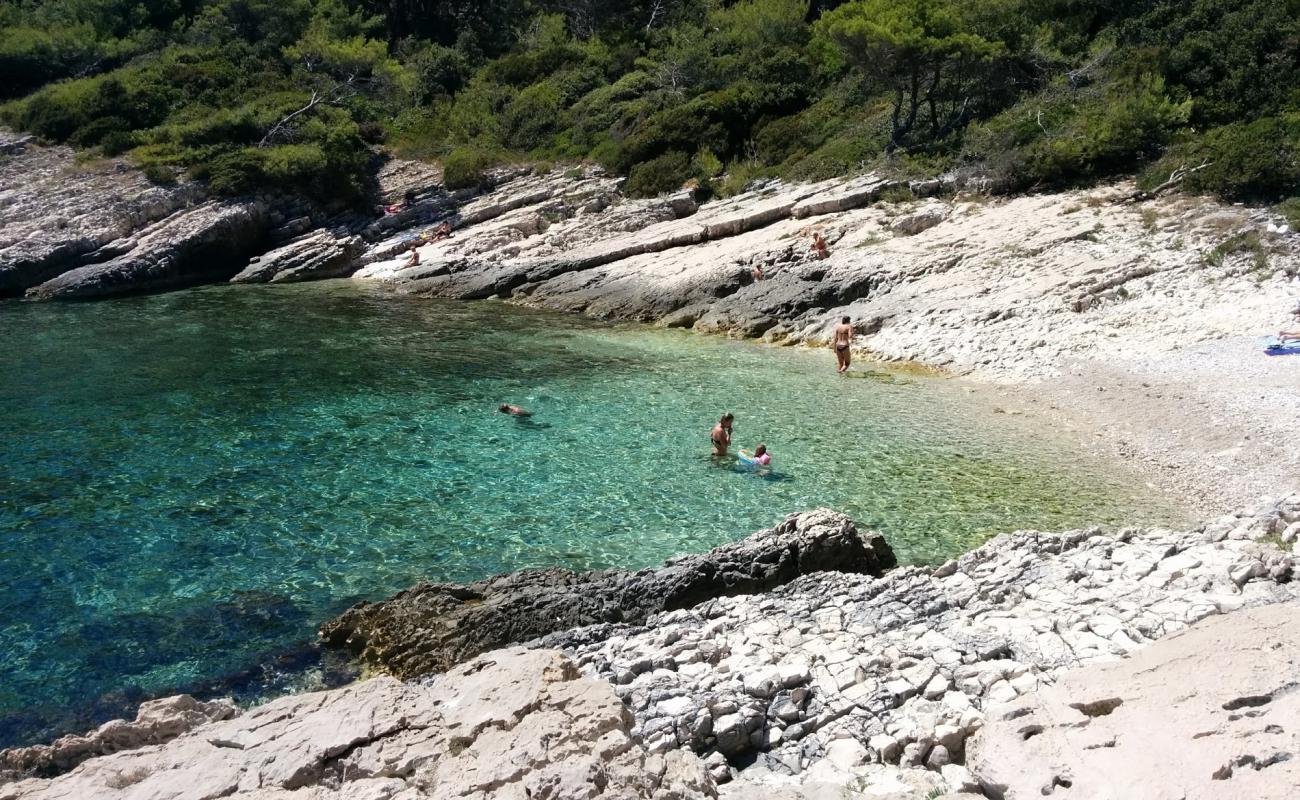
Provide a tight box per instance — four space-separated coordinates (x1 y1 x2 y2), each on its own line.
199 149 267 195
140 162 178 185
69 116 130 148
718 161 765 197
1203 230 1267 272
1140 117 1300 201
624 150 692 198
443 146 499 190
754 115 816 166
692 147 722 179
1278 198 1300 230
501 81 562 151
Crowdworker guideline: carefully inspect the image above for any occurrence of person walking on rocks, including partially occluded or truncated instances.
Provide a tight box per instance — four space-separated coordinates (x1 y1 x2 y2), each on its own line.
833 316 853 374
711 413 734 457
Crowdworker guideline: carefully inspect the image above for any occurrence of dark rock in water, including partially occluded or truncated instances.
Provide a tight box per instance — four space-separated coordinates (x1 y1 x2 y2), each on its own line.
26 201 269 300
320 508 895 679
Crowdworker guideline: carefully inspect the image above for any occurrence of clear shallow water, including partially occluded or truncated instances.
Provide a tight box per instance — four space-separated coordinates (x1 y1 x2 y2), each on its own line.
0 281 1178 746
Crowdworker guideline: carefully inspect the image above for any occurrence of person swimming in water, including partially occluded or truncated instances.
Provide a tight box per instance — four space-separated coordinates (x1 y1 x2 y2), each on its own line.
833 316 853 374
752 443 771 465
498 404 533 417
711 412 734 456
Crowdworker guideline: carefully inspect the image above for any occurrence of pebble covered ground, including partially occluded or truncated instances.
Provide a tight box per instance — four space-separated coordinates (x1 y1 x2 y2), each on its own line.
544 496 1300 797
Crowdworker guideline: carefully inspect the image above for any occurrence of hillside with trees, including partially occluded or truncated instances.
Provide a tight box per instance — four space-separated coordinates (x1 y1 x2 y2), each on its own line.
3 0 1298 214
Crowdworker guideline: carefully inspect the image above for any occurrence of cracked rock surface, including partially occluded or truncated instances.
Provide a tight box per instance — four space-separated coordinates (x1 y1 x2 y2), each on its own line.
539 494 1300 796
4 499 1300 799
969 603 1300 800
0 648 717 800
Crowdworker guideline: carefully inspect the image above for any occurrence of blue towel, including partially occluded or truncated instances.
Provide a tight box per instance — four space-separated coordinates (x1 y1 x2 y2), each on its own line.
1263 337 1300 356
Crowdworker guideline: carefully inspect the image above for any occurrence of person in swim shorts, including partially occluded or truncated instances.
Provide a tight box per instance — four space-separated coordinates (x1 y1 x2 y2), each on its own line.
833 316 853 374
711 413 734 456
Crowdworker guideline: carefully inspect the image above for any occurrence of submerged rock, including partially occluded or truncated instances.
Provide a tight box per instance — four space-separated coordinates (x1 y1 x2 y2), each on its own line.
0 648 718 799
320 508 895 679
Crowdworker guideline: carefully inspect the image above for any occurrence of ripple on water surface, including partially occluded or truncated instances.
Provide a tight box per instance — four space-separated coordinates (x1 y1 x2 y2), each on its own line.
0 281 1179 746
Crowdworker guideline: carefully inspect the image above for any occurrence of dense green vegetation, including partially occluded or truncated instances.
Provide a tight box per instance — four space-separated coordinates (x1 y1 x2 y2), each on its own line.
3 0 1298 206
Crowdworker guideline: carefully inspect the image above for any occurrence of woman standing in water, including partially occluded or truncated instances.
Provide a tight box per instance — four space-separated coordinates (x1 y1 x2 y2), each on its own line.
833 316 853 374
711 412 734 456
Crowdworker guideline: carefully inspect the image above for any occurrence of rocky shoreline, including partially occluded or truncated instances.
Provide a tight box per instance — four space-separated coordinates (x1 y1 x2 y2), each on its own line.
3 498 1298 798
7 130 1300 798
7 127 1297 512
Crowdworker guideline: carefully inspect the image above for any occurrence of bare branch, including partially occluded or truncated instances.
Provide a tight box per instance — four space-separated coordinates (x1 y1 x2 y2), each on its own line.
646 0 666 31
1125 159 1213 203
259 75 360 148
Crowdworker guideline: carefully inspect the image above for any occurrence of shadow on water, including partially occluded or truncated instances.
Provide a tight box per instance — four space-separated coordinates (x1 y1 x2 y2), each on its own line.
513 418 553 430
841 369 914 385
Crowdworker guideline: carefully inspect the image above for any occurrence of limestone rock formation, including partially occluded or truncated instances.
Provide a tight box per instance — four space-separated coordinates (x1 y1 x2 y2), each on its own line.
0 133 205 297
26 201 269 299
321 509 895 679
231 230 365 284
0 695 238 783
0 648 718 799
968 604 1300 800
540 495 1299 795
5 500 1300 799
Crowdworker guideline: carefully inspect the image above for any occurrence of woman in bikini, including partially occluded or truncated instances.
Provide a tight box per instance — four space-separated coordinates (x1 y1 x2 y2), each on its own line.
833 316 853 374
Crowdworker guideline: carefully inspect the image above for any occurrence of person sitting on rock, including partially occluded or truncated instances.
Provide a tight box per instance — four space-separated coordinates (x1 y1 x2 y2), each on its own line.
498 404 533 417
431 221 453 242
400 241 420 270
811 231 830 260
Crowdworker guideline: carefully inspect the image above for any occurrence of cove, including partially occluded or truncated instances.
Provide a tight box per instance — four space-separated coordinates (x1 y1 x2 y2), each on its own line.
0 281 1179 748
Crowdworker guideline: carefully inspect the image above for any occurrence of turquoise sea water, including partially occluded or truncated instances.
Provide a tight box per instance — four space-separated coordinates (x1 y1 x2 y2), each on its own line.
0 281 1179 747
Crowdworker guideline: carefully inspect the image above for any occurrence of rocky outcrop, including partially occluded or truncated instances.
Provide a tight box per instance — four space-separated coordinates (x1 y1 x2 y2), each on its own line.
0 695 237 783
5 499 1300 799
532 495 1299 796
347 167 1297 382
969 603 1300 800
321 509 895 679
26 201 269 299
0 133 205 297
0 648 718 799
231 229 365 284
